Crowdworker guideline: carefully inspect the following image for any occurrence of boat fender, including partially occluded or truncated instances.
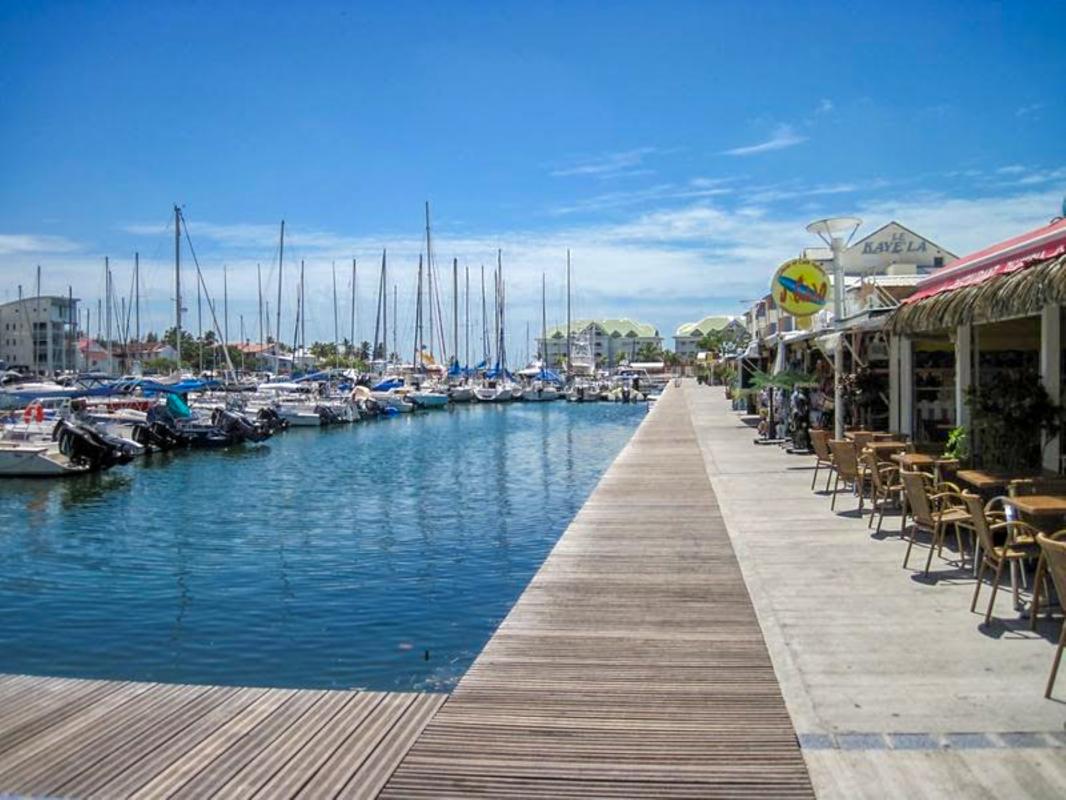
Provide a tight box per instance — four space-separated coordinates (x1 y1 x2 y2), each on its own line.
23 402 44 423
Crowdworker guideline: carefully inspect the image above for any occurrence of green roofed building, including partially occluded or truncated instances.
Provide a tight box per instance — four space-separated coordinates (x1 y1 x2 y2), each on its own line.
673 316 744 359
537 318 662 369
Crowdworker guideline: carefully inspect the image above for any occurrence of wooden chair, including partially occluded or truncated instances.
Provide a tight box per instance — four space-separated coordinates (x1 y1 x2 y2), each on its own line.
1030 528 1066 632
901 471 971 574
828 440 862 512
862 450 901 535
850 431 875 450
964 492 1041 625
809 429 835 492
1035 534 1066 698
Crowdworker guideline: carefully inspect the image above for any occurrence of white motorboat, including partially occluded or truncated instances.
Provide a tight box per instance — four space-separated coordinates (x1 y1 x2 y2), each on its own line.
474 383 512 403
448 385 473 403
523 382 559 402
409 389 449 409
0 440 89 477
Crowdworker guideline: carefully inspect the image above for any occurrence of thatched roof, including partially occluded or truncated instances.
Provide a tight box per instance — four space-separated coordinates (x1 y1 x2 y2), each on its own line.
887 253 1066 335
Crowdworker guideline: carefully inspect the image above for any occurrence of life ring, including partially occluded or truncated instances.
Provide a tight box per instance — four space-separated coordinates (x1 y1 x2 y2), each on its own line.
23 402 44 423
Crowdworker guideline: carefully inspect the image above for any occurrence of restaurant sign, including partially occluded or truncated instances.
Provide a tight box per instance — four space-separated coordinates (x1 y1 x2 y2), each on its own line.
773 258 829 318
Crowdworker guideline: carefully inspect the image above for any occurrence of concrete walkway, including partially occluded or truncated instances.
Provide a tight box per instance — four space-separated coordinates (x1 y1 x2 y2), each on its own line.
685 382 1066 798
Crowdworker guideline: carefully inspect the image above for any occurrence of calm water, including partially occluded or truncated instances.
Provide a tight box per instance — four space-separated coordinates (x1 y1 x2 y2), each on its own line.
0 402 644 691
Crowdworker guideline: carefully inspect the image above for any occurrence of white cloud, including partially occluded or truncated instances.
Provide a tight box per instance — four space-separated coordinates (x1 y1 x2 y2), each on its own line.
0 233 83 256
996 164 1027 175
550 147 658 178
12 186 1066 355
721 124 807 156
1016 102 1045 118
816 98 834 114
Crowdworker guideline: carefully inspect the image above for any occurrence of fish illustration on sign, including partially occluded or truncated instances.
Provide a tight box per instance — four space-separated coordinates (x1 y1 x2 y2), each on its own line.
772 259 829 318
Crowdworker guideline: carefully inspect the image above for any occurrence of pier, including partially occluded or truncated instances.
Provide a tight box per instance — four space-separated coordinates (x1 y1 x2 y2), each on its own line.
380 383 813 797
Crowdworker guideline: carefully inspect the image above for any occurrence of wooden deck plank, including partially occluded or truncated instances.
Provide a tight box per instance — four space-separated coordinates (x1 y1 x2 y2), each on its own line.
293 692 418 799
85 686 270 799
246 691 387 799
155 689 328 798
381 384 814 798
128 688 299 799
337 693 447 800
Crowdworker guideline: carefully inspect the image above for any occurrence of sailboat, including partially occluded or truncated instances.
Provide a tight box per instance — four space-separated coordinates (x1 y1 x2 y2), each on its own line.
447 259 473 403
524 274 560 402
474 250 515 402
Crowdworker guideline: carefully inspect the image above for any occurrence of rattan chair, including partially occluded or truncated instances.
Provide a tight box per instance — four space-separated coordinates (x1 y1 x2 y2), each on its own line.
964 492 1041 625
828 440 862 512
862 449 901 535
901 471 971 574
1036 534 1066 698
1030 529 1066 632
809 429 835 492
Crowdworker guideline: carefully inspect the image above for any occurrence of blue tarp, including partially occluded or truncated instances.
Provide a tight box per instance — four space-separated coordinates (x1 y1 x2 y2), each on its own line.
484 367 514 380
537 368 562 383
372 378 404 392
166 393 192 418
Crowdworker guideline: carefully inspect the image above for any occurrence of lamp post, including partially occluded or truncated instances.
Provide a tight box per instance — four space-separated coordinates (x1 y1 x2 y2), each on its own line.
806 217 862 440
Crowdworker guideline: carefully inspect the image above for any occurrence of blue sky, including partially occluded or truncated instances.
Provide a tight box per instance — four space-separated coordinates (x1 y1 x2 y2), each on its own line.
1 0 1064 357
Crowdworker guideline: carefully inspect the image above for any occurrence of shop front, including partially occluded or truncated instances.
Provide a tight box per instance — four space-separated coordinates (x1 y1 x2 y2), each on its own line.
888 217 1066 470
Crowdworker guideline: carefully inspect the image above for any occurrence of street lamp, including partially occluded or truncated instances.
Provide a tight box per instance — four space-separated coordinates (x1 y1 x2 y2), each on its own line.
806 217 862 439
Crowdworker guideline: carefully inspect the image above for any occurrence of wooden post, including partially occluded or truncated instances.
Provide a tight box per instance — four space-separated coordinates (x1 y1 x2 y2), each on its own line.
955 323 972 431
899 335 914 439
1041 304 1062 472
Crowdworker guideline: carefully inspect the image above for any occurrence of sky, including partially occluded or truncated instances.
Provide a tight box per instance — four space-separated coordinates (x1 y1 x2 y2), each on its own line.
1 0 1064 361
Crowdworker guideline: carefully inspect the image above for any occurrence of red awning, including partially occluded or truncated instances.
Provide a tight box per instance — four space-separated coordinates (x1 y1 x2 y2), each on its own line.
904 217 1066 304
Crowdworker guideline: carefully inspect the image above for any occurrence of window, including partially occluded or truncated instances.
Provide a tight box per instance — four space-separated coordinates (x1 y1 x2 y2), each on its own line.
933 256 944 268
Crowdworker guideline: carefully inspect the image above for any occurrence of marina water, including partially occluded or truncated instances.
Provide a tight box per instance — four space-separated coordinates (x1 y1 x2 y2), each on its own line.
0 402 645 691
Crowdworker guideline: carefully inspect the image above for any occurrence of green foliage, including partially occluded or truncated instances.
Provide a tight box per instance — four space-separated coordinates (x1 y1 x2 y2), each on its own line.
966 369 1062 472
943 426 969 462
635 342 663 362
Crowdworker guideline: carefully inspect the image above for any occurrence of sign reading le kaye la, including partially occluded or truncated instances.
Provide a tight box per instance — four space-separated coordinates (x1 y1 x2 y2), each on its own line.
773 258 829 318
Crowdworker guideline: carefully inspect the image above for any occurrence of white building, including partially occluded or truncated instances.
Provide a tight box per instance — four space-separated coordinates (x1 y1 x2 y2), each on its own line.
538 319 662 369
673 316 745 359
0 295 80 375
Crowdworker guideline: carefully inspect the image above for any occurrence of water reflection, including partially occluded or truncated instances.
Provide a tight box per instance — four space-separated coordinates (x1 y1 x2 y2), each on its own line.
0 403 645 690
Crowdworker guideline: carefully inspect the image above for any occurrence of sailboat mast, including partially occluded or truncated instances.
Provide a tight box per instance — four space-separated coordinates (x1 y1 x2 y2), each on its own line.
480 265 488 365
332 261 339 355
541 272 547 364
134 252 140 344
350 258 356 356
392 284 397 363
104 257 111 374
413 254 423 369
497 249 506 369
223 264 229 349
275 220 285 375
424 201 433 361
300 260 306 357
174 205 182 368
566 249 571 373
383 250 389 362
464 265 470 370
257 264 263 350
197 269 203 373
452 258 458 368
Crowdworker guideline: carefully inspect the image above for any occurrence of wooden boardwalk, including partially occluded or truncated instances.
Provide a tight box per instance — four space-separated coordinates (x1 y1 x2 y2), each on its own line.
0 673 442 798
382 385 813 798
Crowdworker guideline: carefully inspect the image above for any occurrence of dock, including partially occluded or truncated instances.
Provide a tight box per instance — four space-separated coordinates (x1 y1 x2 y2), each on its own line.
0 675 442 798
0 383 814 798
381 384 813 796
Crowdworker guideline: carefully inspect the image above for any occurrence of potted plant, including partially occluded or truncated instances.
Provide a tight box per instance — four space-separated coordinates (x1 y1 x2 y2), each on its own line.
966 369 1063 473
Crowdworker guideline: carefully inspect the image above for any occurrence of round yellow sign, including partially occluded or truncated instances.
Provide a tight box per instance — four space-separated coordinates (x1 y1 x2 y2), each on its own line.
772 258 829 317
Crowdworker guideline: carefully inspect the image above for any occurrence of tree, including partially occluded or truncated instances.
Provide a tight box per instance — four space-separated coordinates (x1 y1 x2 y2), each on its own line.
358 341 371 361
635 342 663 362
697 325 750 358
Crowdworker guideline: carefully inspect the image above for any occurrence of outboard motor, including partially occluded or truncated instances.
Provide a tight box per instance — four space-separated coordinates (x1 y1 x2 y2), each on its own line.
53 419 135 471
